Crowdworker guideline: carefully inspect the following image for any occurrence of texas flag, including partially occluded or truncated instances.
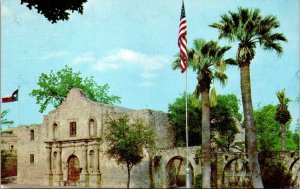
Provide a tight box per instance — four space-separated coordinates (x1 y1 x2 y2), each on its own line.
2 89 19 103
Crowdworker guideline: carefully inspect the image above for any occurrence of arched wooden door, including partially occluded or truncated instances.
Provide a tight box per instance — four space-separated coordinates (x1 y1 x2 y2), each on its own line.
67 155 80 186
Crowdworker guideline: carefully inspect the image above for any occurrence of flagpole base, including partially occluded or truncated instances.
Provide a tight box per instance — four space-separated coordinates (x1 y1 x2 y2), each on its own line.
186 167 191 188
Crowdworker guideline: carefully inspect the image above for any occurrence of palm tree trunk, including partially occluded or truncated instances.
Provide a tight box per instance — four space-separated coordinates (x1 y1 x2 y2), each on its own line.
240 63 264 188
281 124 286 150
201 89 211 188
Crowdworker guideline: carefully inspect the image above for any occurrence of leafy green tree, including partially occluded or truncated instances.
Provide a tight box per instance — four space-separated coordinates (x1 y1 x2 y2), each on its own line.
254 104 297 151
210 7 287 188
275 89 292 150
173 38 234 188
104 114 155 189
293 123 299 150
30 65 121 113
0 110 14 131
215 94 242 121
255 105 281 151
168 93 202 147
210 94 243 152
168 93 242 151
21 0 88 23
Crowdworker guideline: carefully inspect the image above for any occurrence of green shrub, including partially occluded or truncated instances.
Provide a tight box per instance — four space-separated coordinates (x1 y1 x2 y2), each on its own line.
194 174 202 189
261 160 296 188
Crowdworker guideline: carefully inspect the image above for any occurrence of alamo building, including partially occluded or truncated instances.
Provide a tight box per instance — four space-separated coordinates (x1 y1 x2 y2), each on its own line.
1 88 299 188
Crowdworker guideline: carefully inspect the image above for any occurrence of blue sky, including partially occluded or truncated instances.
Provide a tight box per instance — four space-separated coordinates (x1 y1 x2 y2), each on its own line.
1 0 299 130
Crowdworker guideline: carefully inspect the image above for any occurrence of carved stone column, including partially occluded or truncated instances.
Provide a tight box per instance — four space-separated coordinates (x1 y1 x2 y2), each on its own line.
90 143 101 187
216 153 224 189
53 142 63 186
94 146 100 173
57 143 62 174
47 143 53 174
46 143 53 186
82 142 88 174
80 141 89 187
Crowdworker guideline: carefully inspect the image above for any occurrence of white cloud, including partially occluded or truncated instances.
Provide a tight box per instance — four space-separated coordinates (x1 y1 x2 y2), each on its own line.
2 4 36 23
72 53 95 64
139 82 154 88
42 51 70 60
97 48 169 78
1 5 13 17
140 72 158 79
92 61 119 71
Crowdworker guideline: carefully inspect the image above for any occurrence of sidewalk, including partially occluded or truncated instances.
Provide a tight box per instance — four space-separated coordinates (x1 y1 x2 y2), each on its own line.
1 184 85 188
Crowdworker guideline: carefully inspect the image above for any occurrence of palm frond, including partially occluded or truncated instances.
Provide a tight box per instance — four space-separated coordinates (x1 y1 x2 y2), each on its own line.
194 84 201 98
172 53 181 70
224 58 238 66
211 7 287 63
216 45 231 58
214 71 228 86
238 7 250 25
210 87 217 107
262 42 283 55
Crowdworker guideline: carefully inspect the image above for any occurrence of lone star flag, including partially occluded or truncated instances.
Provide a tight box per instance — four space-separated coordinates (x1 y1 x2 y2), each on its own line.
2 89 19 103
178 1 188 73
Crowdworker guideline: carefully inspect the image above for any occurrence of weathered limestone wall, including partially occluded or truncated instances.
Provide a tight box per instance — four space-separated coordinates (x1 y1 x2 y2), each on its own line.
16 124 48 185
100 148 151 188
1 128 18 151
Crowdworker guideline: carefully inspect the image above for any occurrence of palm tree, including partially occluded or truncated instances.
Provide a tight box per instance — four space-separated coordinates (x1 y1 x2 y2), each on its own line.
0 110 14 131
275 89 291 151
210 7 287 188
173 38 234 188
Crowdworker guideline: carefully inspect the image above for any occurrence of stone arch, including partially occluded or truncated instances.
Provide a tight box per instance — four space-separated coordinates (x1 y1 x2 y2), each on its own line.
89 150 95 171
52 122 59 140
166 156 194 188
222 157 250 188
88 118 97 137
289 158 300 187
53 151 58 171
67 155 80 186
289 158 299 173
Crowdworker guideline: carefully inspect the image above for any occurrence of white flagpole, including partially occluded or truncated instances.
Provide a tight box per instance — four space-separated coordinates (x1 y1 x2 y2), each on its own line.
185 66 191 188
18 85 20 127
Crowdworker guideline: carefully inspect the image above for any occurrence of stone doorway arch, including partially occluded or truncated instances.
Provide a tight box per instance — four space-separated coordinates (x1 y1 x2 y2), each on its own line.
166 156 194 188
67 155 80 186
222 158 250 188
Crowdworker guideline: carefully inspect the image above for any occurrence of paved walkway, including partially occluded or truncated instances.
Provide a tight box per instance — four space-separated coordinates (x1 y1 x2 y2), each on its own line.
1 184 85 188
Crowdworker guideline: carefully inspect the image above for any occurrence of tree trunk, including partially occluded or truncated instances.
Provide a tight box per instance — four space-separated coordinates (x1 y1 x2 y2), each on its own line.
201 89 211 188
127 163 131 189
281 124 286 151
240 63 264 188
149 155 154 189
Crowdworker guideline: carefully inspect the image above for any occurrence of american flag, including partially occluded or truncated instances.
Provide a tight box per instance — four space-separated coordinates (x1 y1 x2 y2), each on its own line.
178 1 187 73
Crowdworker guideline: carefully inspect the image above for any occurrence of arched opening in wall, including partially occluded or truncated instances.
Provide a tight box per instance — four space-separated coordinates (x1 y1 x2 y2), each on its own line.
53 151 57 171
89 150 95 172
88 119 96 137
166 156 194 188
53 123 58 140
289 158 300 187
222 158 250 188
67 155 80 186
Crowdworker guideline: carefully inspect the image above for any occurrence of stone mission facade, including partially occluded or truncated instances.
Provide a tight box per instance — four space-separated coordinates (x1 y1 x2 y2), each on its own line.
16 88 173 188
4 88 299 188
